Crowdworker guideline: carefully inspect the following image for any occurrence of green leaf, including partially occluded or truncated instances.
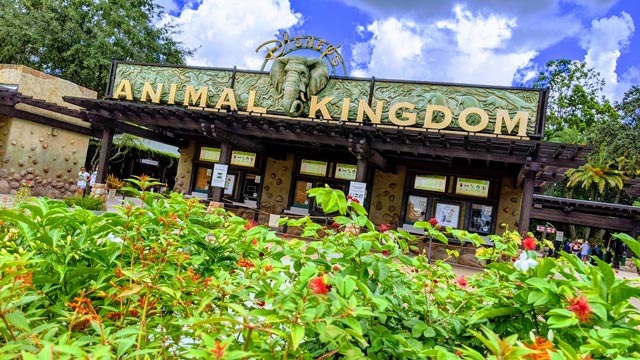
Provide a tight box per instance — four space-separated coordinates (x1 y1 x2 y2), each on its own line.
290 324 305 351
468 306 522 324
5 310 30 331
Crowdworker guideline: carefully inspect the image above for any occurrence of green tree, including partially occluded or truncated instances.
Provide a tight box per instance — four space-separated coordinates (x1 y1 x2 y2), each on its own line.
616 85 640 127
533 59 618 138
0 0 192 94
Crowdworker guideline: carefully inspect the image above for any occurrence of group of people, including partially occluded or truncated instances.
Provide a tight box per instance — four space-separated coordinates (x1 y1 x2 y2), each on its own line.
564 239 603 263
76 166 98 196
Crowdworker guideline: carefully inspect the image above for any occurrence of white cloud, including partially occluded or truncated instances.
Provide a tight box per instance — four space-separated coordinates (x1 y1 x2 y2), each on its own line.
350 5 537 86
163 0 302 69
581 12 635 100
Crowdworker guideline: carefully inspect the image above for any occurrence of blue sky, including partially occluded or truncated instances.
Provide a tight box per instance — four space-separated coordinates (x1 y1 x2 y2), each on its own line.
156 0 639 101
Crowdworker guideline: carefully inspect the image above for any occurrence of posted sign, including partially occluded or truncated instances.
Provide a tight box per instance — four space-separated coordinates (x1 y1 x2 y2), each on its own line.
211 164 228 188
348 181 367 204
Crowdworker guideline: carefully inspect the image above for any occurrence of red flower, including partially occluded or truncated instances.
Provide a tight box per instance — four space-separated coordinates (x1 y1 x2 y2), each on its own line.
210 341 227 360
309 275 331 295
455 275 468 288
251 238 258 245
567 295 592 322
256 300 265 307
331 222 340 229
382 249 390 256
428 218 439 226
244 220 257 230
332 264 341 272
379 224 390 232
523 237 537 250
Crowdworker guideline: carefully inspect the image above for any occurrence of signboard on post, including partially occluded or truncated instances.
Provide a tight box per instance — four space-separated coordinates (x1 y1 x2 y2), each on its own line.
556 231 564 242
348 181 366 204
211 164 228 188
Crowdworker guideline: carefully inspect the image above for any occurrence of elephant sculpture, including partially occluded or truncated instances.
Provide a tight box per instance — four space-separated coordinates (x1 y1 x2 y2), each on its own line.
270 56 330 117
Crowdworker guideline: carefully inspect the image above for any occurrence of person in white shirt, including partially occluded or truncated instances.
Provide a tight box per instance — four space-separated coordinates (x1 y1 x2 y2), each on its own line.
77 167 90 196
89 167 98 194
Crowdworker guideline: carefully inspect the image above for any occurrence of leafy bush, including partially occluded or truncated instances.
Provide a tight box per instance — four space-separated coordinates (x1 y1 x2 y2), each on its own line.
63 195 106 211
0 184 639 359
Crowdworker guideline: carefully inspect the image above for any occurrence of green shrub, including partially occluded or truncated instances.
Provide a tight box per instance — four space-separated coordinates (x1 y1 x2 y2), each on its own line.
63 195 106 211
0 183 638 359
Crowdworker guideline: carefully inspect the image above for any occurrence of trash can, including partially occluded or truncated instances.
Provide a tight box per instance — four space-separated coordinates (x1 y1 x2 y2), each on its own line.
621 256 627 266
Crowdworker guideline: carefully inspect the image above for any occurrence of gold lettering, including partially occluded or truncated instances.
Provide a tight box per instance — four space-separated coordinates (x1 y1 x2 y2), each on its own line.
183 85 208 107
321 44 340 59
315 39 326 51
309 95 333 119
293 36 304 48
340 98 351 120
424 105 452 129
305 36 314 48
495 110 529 136
140 82 163 103
389 102 417 126
356 99 384 124
247 90 266 114
167 84 178 105
112 80 133 100
458 107 489 132
215 88 238 110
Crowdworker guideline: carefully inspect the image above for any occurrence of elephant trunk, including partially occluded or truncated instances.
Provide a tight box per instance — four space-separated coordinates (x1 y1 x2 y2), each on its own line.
282 73 306 117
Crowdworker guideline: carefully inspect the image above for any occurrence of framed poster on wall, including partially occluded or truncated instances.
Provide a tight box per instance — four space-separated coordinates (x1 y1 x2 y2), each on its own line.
405 195 428 224
468 204 493 233
435 202 461 228
300 159 328 177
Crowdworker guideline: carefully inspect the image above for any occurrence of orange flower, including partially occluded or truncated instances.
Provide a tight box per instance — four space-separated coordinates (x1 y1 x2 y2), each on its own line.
210 341 227 360
568 295 592 322
237 258 255 269
524 336 555 359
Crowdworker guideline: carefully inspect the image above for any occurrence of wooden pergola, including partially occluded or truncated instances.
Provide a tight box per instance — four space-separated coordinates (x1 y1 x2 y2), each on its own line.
62 96 591 232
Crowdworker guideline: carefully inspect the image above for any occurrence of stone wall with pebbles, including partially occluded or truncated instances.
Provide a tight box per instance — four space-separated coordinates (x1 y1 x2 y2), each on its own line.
172 141 196 194
0 65 96 198
0 120 89 197
369 166 407 228
495 177 523 235
258 154 294 224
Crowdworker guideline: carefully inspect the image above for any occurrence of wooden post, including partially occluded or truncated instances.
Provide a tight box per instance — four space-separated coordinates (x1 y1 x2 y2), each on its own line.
356 156 368 182
518 172 535 234
97 126 114 183
210 141 232 202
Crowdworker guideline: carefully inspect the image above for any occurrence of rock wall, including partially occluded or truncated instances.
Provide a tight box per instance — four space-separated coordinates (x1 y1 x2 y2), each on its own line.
258 153 294 224
0 120 89 197
369 166 407 228
0 65 96 198
495 177 523 235
173 141 196 194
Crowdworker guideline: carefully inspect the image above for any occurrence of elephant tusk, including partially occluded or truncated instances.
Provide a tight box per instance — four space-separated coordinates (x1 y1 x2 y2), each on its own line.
299 91 307 102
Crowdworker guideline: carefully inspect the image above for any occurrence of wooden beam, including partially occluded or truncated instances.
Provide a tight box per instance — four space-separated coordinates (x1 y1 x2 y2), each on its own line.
0 105 99 137
97 126 114 183
369 140 528 164
210 123 267 153
531 207 632 231
351 139 394 174
89 115 187 148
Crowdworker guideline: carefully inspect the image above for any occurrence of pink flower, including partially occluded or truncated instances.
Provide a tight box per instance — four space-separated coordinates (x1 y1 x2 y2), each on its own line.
523 237 536 250
567 295 592 322
379 224 390 232
309 275 331 295
455 276 468 288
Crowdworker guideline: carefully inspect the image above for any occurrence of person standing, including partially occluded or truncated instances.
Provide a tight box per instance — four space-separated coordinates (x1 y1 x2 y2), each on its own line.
580 240 590 262
89 167 98 195
77 167 90 196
